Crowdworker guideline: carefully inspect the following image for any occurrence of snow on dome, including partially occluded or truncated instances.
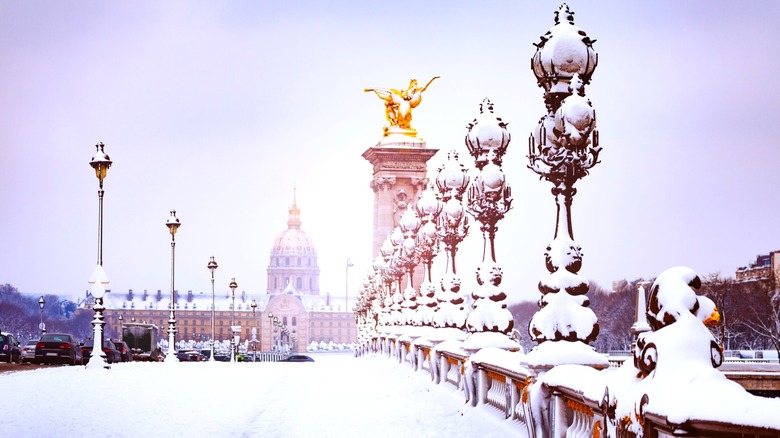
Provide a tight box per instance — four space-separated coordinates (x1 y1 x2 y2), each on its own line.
531 3 598 95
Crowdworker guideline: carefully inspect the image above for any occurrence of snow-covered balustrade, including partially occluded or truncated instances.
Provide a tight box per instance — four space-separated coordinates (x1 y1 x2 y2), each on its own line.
437 348 467 389
468 347 531 422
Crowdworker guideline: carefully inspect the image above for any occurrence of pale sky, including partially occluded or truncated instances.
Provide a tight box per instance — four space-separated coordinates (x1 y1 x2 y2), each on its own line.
2 1 779 305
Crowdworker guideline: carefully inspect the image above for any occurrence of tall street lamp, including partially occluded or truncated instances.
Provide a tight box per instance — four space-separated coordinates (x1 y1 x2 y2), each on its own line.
38 296 45 337
250 299 257 362
229 278 238 362
118 314 123 340
345 258 353 312
207 256 218 362
267 312 274 352
87 142 112 370
164 210 181 363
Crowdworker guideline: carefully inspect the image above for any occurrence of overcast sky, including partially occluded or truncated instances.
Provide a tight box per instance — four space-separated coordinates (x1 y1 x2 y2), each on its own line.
2 1 779 306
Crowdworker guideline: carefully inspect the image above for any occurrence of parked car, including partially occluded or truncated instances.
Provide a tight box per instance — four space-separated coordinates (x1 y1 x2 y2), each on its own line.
283 354 315 362
34 333 83 365
0 332 22 363
81 339 121 364
176 350 202 362
111 340 134 362
20 339 38 363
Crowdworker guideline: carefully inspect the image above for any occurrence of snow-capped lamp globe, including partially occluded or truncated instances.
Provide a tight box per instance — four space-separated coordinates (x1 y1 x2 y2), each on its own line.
530 3 597 109
164 210 181 363
525 4 608 371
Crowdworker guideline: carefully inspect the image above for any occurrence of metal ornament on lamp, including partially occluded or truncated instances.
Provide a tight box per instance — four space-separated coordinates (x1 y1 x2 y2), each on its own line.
164 210 181 363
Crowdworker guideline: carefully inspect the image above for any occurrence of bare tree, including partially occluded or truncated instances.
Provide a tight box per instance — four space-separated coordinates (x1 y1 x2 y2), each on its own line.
740 272 780 361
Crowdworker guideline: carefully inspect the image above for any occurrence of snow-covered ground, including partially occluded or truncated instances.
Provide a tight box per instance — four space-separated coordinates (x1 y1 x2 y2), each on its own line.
0 353 521 437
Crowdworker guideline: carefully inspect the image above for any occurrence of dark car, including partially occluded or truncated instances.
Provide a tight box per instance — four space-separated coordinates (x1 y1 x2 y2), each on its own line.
111 340 134 362
283 354 315 362
0 332 22 363
176 350 202 362
34 333 83 365
81 339 121 364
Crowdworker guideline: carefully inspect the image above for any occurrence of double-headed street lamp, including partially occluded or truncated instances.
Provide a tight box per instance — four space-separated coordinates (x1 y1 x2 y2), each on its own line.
229 278 238 362
87 142 112 369
164 210 181 363
207 256 218 362
38 296 45 337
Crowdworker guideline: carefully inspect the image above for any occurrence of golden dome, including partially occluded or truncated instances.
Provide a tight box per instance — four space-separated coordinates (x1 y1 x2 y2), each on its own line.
271 190 316 256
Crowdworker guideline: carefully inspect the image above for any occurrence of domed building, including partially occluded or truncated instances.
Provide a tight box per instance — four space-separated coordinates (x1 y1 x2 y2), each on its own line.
267 190 320 295
90 191 357 357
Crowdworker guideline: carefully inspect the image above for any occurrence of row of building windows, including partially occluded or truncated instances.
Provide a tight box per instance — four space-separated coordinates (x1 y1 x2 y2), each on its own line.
273 257 315 267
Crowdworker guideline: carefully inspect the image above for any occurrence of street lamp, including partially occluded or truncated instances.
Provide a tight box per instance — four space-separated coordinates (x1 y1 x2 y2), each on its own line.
118 314 123 340
87 142 112 369
38 296 45 337
267 312 274 352
345 258 353 312
207 256 218 362
164 210 181 363
250 299 257 361
229 278 238 362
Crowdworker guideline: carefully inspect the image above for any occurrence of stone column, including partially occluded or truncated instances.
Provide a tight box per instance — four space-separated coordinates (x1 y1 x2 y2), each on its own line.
363 139 437 291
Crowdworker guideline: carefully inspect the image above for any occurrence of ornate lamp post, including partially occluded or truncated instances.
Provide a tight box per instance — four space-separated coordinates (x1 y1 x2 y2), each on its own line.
525 5 606 369
207 256 218 362
435 150 470 275
164 210 181 363
87 142 112 369
430 150 470 333
38 296 45 337
118 314 123 340
465 98 512 263
267 312 274 352
229 278 238 362
250 299 257 361
459 99 517 347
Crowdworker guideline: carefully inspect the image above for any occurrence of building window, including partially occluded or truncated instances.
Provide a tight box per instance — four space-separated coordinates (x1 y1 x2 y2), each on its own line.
292 317 297 326
296 277 302 289
297 258 301 266
283 316 288 325
285 257 290 266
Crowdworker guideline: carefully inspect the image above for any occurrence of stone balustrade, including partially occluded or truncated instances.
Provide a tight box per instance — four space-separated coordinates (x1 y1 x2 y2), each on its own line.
358 338 780 437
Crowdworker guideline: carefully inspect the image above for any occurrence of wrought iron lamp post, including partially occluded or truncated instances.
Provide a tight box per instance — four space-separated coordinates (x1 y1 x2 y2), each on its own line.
118 314 123 340
435 150 470 275
164 210 181 363
38 296 45 337
525 5 606 368
229 278 237 362
250 299 257 361
465 98 512 263
207 256 218 361
87 142 112 369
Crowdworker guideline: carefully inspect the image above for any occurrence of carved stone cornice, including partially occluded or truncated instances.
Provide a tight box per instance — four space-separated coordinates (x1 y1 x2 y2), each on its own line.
362 146 439 174
370 176 396 192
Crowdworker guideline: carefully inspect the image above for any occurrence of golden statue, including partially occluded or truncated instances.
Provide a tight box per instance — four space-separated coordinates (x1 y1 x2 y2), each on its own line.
365 76 439 135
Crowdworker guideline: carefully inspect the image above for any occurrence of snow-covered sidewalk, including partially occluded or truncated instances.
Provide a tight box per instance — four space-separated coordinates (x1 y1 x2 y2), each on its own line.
1 353 521 437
